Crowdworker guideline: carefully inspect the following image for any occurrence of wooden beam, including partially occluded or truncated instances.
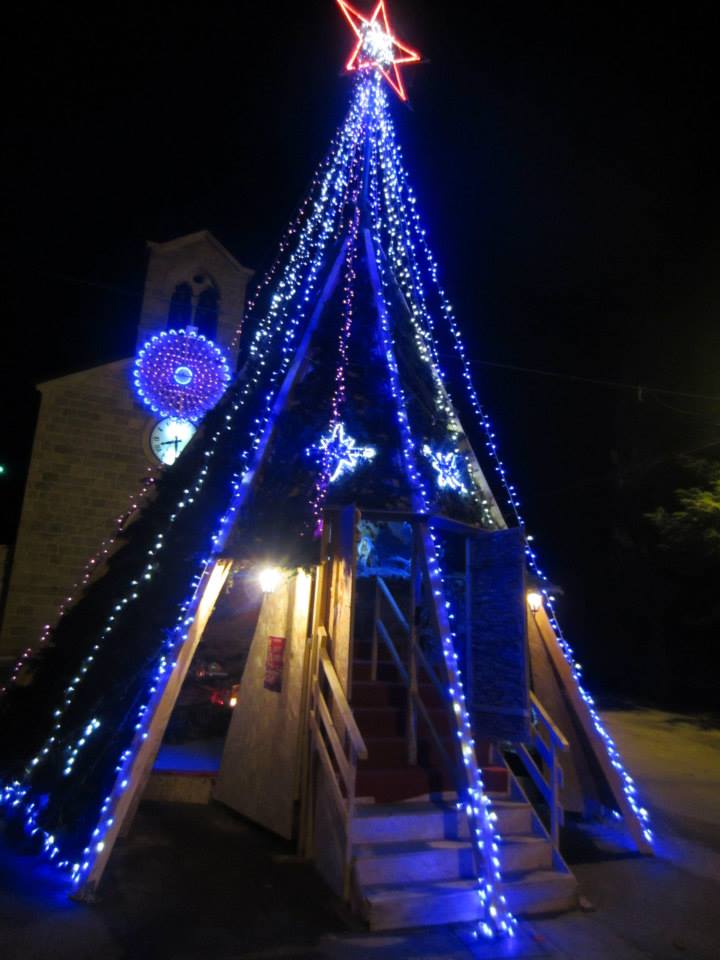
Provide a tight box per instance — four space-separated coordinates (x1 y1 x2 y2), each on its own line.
531 606 653 854
73 558 233 901
228 236 351 505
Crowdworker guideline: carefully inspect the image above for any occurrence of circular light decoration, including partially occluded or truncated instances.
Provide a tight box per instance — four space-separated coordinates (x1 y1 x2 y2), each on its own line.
133 328 232 422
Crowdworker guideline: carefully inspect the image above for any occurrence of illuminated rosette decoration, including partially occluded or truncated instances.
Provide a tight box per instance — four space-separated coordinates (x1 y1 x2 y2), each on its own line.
133 328 232 422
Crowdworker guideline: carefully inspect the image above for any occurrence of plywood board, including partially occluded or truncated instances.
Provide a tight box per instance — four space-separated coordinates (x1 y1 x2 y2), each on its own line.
214 570 313 839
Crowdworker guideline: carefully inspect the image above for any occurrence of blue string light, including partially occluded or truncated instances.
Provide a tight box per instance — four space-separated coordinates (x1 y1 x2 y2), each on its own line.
1 36 652 912
366 75 516 938
370 76 653 849
0 74 371 883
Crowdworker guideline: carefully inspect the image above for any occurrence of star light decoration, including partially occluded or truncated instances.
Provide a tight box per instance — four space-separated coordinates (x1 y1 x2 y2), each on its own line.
423 444 468 494
313 422 377 482
336 0 421 101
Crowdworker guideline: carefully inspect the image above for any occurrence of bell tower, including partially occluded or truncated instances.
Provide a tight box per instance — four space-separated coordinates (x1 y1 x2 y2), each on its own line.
136 230 254 363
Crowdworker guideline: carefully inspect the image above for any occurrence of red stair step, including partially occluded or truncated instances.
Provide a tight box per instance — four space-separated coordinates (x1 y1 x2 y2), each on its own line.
360 736 456 770
355 707 453 738
356 766 455 803
353 659 404 683
352 681 445 710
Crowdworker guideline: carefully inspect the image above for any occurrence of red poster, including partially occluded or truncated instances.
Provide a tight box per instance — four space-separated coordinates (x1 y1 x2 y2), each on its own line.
264 636 286 692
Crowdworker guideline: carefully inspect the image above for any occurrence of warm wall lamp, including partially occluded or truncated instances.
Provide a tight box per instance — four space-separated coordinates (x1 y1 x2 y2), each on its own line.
527 590 544 614
258 566 283 595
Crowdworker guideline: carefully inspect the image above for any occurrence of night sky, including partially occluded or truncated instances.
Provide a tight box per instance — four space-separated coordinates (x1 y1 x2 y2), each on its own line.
1 1 718 677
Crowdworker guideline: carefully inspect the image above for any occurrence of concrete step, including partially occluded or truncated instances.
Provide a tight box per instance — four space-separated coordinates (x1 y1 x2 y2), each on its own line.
354 835 551 886
351 799 534 843
359 870 578 931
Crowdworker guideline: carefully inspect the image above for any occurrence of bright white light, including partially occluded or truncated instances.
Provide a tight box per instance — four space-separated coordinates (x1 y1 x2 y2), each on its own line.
527 591 543 613
259 567 283 594
174 365 194 386
362 22 394 67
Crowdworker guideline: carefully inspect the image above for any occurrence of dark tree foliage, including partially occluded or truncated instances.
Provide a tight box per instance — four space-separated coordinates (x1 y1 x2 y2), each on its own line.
592 457 720 709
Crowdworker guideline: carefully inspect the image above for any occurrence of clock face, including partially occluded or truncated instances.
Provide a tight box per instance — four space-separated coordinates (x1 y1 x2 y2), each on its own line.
150 418 197 466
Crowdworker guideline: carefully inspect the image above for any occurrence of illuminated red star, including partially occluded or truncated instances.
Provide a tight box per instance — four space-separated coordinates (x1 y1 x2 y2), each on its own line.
336 0 421 101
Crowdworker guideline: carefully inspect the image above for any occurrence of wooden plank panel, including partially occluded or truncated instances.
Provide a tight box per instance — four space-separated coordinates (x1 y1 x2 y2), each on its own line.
214 569 314 838
74 558 233 901
532 606 653 854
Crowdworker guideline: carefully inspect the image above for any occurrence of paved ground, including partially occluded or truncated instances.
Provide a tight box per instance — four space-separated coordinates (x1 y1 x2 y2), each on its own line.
0 708 718 960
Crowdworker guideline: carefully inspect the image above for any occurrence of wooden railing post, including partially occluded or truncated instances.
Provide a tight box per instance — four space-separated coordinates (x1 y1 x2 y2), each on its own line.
344 743 358 900
517 692 570 853
549 740 560 848
305 623 368 903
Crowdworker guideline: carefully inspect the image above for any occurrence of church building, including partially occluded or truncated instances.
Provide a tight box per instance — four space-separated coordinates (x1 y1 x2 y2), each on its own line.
0 231 253 664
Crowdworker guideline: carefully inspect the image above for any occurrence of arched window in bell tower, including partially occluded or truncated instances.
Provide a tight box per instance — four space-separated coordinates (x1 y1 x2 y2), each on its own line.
195 286 219 340
167 282 193 329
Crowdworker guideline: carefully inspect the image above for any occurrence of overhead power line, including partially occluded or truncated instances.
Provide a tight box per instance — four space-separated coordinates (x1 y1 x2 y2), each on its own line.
15 268 720 406
465 357 720 404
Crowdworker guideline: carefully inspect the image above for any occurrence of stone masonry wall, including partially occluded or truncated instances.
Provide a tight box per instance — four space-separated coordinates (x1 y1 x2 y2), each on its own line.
0 360 155 658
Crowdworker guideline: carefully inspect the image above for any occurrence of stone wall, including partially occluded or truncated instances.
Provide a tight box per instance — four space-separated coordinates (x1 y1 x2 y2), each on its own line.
0 360 155 657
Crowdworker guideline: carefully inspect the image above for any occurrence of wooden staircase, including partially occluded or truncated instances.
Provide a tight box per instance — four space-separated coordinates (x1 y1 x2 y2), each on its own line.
347 640 578 930
303 514 579 933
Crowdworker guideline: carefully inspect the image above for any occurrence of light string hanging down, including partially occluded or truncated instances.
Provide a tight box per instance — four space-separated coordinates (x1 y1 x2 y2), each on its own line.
72 84 374 885
365 76 517 939
0 472 158 700
0 76 371 883
371 83 497 525
374 78 653 848
307 101 368 533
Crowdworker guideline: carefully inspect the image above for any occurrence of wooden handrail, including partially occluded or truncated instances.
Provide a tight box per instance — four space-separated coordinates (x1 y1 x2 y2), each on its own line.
511 691 568 848
530 691 569 750
375 620 409 684
315 687 354 791
308 621 368 901
374 613 457 787
516 743 552 805
310 708 348 819
318 646 368 760
377 576 410 632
